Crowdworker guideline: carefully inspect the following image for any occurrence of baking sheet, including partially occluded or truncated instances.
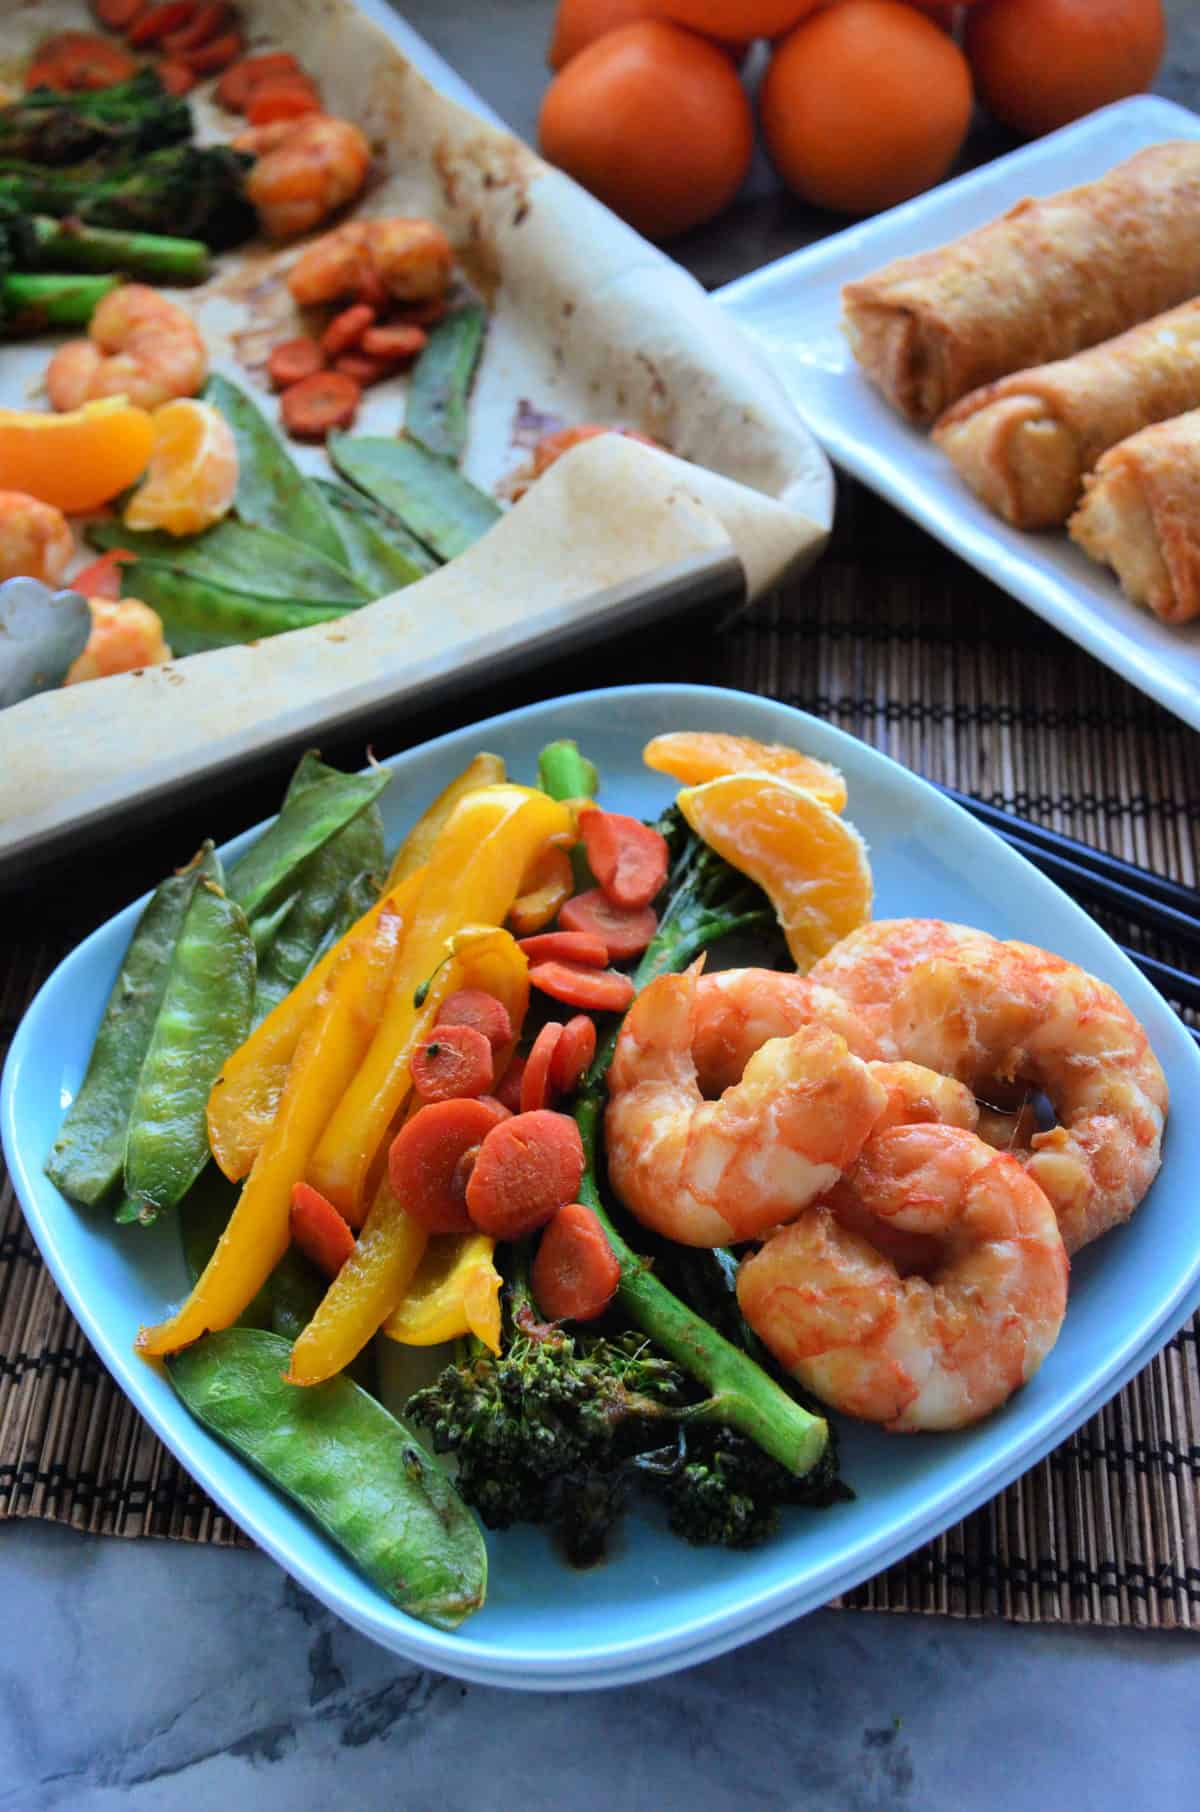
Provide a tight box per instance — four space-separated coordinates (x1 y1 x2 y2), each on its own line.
0 0 833 859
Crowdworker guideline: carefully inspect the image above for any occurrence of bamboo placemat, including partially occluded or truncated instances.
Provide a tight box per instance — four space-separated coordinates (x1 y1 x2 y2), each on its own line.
3 480 1198 1629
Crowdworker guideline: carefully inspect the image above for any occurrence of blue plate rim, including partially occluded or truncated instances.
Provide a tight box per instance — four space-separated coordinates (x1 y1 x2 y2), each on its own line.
4 682 1198 1689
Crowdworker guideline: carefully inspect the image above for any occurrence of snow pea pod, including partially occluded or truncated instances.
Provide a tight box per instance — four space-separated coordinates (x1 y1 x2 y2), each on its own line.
90 517 368 606
124 848 255 1223
111 563 349 656
227 764 390 923
405 303 486 464
205 373 348 567
254 766 385 1023
45 855 204 1206
315 482 432 594
315 479 437 579
248 892 298 962
167 1329 487 1631
328 434 501 562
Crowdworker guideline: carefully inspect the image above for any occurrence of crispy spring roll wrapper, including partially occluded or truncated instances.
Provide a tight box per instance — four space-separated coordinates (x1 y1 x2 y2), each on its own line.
931 300 1200 529
842 143 1200 427
1069 408 1200 625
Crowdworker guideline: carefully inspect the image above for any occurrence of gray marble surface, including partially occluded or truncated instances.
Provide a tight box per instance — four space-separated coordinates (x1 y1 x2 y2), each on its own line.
4 2 1200 1806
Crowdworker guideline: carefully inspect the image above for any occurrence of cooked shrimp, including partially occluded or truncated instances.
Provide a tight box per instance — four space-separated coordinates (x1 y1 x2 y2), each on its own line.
605 964 888 1245
689 966 881 1094
239 115 370 240
0 491 73 584
45 284 206 413
64 597 171 684
287 217 453 306
822 1060 978 1276
811 918 1168 1253
738 1124 1069 1431
893 936 1168 1254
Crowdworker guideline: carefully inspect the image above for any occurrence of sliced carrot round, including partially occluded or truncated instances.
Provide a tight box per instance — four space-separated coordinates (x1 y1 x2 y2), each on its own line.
157 58 197 93
436 988 513 1051
516 929 608 968
359 323 428 362
163 0 232 52
465 1110 585 1240
410 1021 494 1103
388 1096 510 1234
129 2 194 45
548 1014 596 1095
246 79 322 124
579 805 669 909
178 26 242 72
267 336 324 390
495 1055 526 1114
532 1203 621 1322
321 303 376 360
520 1021 564 1113
331 354 393 387
290 1181 355 1280
529 959 636 1015
558 889 658 960
216 50 302 110
279 370 360 440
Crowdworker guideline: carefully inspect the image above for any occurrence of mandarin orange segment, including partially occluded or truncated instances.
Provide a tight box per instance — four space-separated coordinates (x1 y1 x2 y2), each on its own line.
643 730 847 812
677 772 872 971
124 398 238 537
0 398 154 515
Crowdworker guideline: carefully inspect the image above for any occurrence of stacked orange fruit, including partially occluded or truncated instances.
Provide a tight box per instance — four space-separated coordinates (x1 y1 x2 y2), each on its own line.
538 0 1167 236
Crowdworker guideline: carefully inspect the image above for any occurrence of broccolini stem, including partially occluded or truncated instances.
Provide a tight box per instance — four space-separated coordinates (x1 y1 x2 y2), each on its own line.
574 1089 827 1477
573 827 827 1477
2 270 117 333
537 738 599 803
30 215 209 284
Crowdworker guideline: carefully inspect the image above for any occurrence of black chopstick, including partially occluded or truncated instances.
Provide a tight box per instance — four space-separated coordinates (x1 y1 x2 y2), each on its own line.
936 784 1200 920
933 783 1200 1045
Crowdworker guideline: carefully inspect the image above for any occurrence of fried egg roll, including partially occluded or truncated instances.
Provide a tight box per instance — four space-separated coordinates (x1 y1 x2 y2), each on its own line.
1069 409 1200 625
931 300 1200 528
842 143 1200 427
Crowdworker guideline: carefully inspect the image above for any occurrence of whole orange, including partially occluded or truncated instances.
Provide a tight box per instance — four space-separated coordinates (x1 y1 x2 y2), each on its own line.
547 0 749 68
538 20 754 239
760 1 973 214
965 0 1165 138
658 1 820 33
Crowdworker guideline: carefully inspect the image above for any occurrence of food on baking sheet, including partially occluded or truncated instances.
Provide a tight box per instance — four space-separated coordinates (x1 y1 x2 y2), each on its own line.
1068 407 1200 625
932 299 1200 529
841 143 1200 427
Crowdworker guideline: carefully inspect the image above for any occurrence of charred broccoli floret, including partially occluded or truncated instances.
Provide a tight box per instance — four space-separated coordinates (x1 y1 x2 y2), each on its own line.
1 69 191 164
0 143 255 248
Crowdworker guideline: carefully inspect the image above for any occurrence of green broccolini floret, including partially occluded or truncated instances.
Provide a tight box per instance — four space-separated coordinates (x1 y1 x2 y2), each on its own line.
0 143 255 248
0 69 192 164
407 1258 845 1563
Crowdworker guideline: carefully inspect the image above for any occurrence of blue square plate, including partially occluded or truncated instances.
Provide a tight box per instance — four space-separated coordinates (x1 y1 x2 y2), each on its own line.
5 684 1199 1690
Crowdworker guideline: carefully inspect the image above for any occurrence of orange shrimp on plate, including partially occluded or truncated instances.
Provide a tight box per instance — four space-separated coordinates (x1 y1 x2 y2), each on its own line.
738 1123 1069 1432
604 963 888 1246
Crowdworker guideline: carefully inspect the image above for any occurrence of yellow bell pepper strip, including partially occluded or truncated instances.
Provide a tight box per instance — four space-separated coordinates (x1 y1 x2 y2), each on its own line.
206 867 426 1182
282 923 527 1384
385 752 506 888
382 1234 503 1353
308 785 572 1221
285 1175 428 1386
506 844 575 937
138 903 404 1358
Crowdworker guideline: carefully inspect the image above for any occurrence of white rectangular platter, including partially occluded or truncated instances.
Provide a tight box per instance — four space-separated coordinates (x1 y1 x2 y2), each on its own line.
716 97 1200 731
